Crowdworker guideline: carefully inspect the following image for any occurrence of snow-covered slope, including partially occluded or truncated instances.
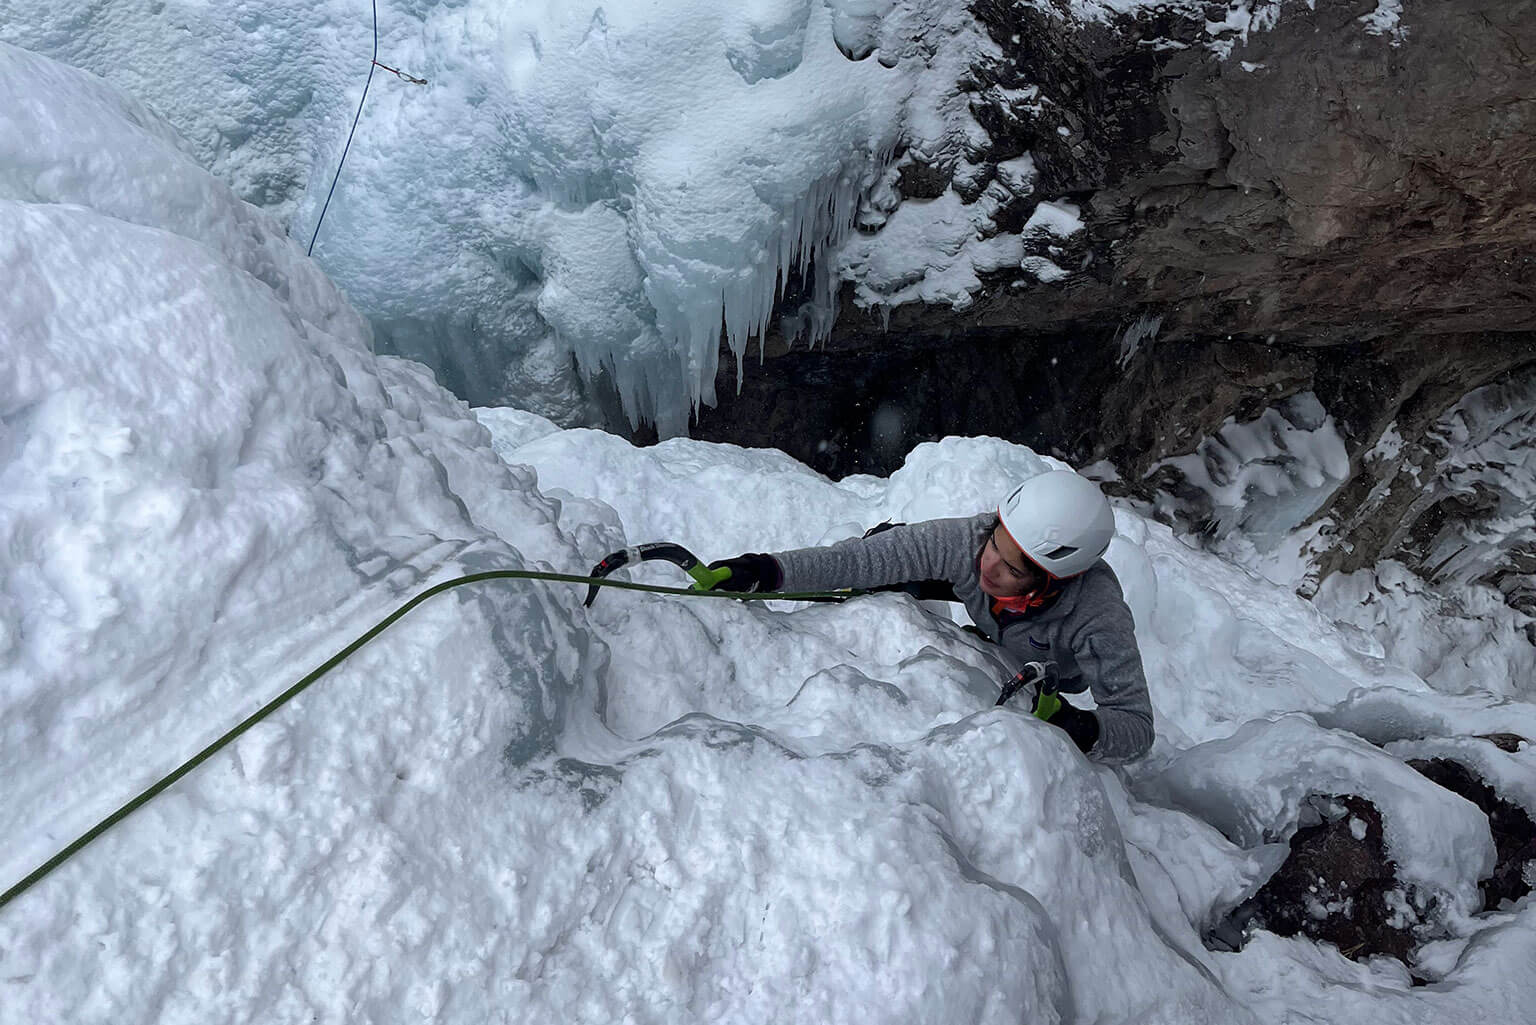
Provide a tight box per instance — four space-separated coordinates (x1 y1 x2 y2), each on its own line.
482 422 1536 1025
0 40 597 1020
3 39 1535 1025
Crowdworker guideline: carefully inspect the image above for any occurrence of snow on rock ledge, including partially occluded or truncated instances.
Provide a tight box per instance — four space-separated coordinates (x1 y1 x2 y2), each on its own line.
1149 715 1497 919
1316 686 1536 749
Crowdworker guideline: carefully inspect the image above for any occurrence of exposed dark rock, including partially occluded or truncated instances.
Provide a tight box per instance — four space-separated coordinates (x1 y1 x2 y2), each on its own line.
677 0 1536 607
1407 757 1536 910
895 156 954 202
1214 759 1536 967
1227 795 1425 964
1476 733 1528 753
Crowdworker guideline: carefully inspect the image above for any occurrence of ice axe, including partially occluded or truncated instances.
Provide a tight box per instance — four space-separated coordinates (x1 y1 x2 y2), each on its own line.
582 542 733 607
996 660 1061 721
583 542 860 606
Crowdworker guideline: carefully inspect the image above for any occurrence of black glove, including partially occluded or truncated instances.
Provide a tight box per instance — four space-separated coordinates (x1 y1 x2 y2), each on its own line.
707 553 783 593
1035 693 1100 754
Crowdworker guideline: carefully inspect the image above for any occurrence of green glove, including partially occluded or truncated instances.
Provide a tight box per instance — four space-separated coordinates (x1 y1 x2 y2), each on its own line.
1034 692 1100 754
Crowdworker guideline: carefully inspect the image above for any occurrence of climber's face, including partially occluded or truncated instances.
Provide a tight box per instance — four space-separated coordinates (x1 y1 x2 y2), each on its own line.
980 526 1044 598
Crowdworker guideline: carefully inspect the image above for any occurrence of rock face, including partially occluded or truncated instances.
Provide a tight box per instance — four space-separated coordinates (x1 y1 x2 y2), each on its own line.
681 0 1536 605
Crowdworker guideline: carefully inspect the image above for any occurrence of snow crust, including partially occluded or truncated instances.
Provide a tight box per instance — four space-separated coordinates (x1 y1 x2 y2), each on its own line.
4 35 1536 1025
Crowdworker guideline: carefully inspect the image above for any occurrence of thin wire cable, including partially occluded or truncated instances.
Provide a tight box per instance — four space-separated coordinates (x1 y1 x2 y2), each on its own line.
307 0 379 257
0 569 853 912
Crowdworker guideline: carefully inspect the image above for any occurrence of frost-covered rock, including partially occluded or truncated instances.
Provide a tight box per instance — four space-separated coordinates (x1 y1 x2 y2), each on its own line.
1151 392 1351 544
1149 715 1496 920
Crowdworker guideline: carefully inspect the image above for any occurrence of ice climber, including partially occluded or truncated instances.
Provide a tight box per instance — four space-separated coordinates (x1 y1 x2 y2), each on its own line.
709 469 1155 762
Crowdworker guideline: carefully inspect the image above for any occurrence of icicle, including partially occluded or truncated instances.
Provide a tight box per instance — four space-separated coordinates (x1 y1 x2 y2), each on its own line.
640 142 898 427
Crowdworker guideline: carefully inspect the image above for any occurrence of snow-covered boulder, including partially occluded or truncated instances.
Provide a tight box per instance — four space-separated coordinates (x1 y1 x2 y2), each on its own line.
1148 715 1497 921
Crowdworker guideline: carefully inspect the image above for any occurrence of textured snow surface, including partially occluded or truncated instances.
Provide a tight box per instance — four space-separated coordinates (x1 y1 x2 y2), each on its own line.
5 37 1536 1025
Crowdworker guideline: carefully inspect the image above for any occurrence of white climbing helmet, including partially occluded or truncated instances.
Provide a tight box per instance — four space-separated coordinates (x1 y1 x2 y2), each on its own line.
997 469 1115 579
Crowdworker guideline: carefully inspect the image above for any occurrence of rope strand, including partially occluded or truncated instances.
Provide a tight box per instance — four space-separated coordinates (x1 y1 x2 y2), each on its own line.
306 0 427 257
307 0 377 257
0 569 851 912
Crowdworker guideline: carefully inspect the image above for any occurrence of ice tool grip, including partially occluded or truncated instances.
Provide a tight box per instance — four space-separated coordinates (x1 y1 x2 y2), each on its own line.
1032 688 1062 722
584 542 717 606
690 564 734 592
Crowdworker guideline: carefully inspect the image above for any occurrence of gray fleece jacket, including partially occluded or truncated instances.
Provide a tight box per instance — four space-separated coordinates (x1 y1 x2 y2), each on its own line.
772 513 1154 762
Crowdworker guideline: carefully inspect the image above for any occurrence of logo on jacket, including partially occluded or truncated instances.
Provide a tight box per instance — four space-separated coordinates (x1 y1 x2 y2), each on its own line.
1028 636 1050 651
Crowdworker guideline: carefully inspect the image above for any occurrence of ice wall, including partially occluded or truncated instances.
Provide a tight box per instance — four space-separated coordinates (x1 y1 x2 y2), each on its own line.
0 1 989 435
0 0 1380 440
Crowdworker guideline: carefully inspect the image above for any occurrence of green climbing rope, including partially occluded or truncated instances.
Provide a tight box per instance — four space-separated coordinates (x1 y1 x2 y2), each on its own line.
0 569 850 913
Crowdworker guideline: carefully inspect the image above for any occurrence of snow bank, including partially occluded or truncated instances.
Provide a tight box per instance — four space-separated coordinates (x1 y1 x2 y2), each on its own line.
0 42 593 1022
502 719 1081 1023
1224 903 1536 1024
0 43 591 846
